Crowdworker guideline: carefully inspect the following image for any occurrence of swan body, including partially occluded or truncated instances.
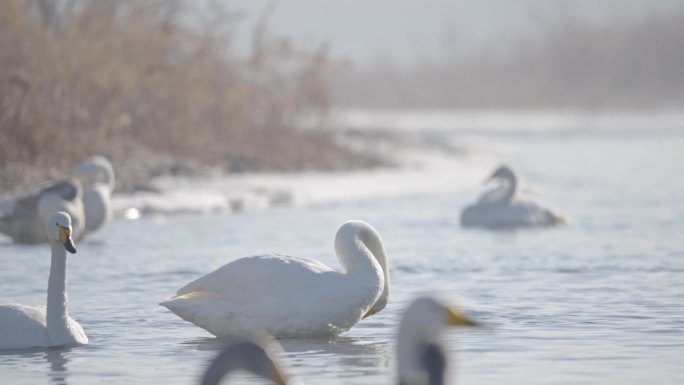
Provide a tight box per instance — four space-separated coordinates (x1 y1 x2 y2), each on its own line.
0 180 85 243
0 212 87 350
461 165 565 229
161 220 390 338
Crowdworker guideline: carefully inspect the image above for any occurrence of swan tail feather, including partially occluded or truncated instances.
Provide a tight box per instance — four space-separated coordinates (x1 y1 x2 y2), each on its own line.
159 291 216 324
160 291 232 336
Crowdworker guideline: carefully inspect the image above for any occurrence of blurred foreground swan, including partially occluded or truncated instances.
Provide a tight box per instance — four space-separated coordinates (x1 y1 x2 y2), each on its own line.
0 156 114 243
200 339 289 385
461 165 565 229
397 297 477 385
198 297 476 385
0 212 87 350
161 220 390 338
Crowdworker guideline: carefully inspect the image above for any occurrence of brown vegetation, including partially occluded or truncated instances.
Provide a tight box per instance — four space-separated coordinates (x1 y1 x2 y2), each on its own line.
331 7 684 109
0 0 381 193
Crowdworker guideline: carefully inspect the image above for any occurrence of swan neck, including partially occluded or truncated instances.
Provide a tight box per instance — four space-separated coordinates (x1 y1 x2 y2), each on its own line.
47 240 69 339
336 236 381 276
502 172 517 202
104 171 115 193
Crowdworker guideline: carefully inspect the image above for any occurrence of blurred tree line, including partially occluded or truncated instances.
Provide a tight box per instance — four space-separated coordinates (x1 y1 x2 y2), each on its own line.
330 7 684 109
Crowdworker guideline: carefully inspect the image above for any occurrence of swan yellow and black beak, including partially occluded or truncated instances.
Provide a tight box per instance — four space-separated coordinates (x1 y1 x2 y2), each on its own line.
444 306 477 327
58 226 77 254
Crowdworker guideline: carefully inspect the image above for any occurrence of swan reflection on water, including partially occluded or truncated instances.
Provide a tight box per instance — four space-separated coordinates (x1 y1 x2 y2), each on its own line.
44 348 70 385
0 347 71 385
180 335 390 378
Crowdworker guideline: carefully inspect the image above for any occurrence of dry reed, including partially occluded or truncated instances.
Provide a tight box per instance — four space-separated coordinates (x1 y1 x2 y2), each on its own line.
0 0 380 193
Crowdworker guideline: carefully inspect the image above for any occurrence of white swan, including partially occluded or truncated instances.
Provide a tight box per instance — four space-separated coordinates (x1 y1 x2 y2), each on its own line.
461 165 565 229
197 297 476 385
160 220 390 338
72 156 115 237
0 212 88 350
0 180 85 244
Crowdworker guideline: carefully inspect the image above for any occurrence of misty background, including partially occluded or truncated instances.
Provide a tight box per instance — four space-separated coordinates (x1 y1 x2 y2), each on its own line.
230 0 684 109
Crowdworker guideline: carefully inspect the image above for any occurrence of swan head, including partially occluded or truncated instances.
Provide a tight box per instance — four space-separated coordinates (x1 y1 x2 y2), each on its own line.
200 339 289 385
397 297 477 385
488 165 515 182
46 212 77 254
400 297 476 341
73 156 115 192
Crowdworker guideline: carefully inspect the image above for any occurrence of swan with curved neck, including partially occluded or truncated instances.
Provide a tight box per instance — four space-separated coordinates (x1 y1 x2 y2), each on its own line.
197 297 477 385
160 220 390 338
0 212 88 350
462 165 565 228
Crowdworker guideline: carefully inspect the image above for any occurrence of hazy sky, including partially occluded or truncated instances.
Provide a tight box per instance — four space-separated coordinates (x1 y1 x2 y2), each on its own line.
224 0 683 64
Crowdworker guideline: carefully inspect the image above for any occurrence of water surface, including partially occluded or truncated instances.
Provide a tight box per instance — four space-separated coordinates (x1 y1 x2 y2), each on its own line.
1 115 683 384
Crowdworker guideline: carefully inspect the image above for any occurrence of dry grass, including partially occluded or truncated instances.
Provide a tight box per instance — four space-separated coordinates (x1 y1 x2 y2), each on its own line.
0 0 381 193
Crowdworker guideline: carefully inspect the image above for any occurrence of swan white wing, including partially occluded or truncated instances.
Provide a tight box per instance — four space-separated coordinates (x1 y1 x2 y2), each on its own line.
0 304 50 350
175 253 334 296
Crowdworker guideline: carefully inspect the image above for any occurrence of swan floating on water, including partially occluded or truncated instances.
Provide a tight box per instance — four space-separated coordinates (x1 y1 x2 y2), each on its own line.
461 165 565 229
0 156 114 243
0 212 88 350
161 220 390 338
198 296 477 385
